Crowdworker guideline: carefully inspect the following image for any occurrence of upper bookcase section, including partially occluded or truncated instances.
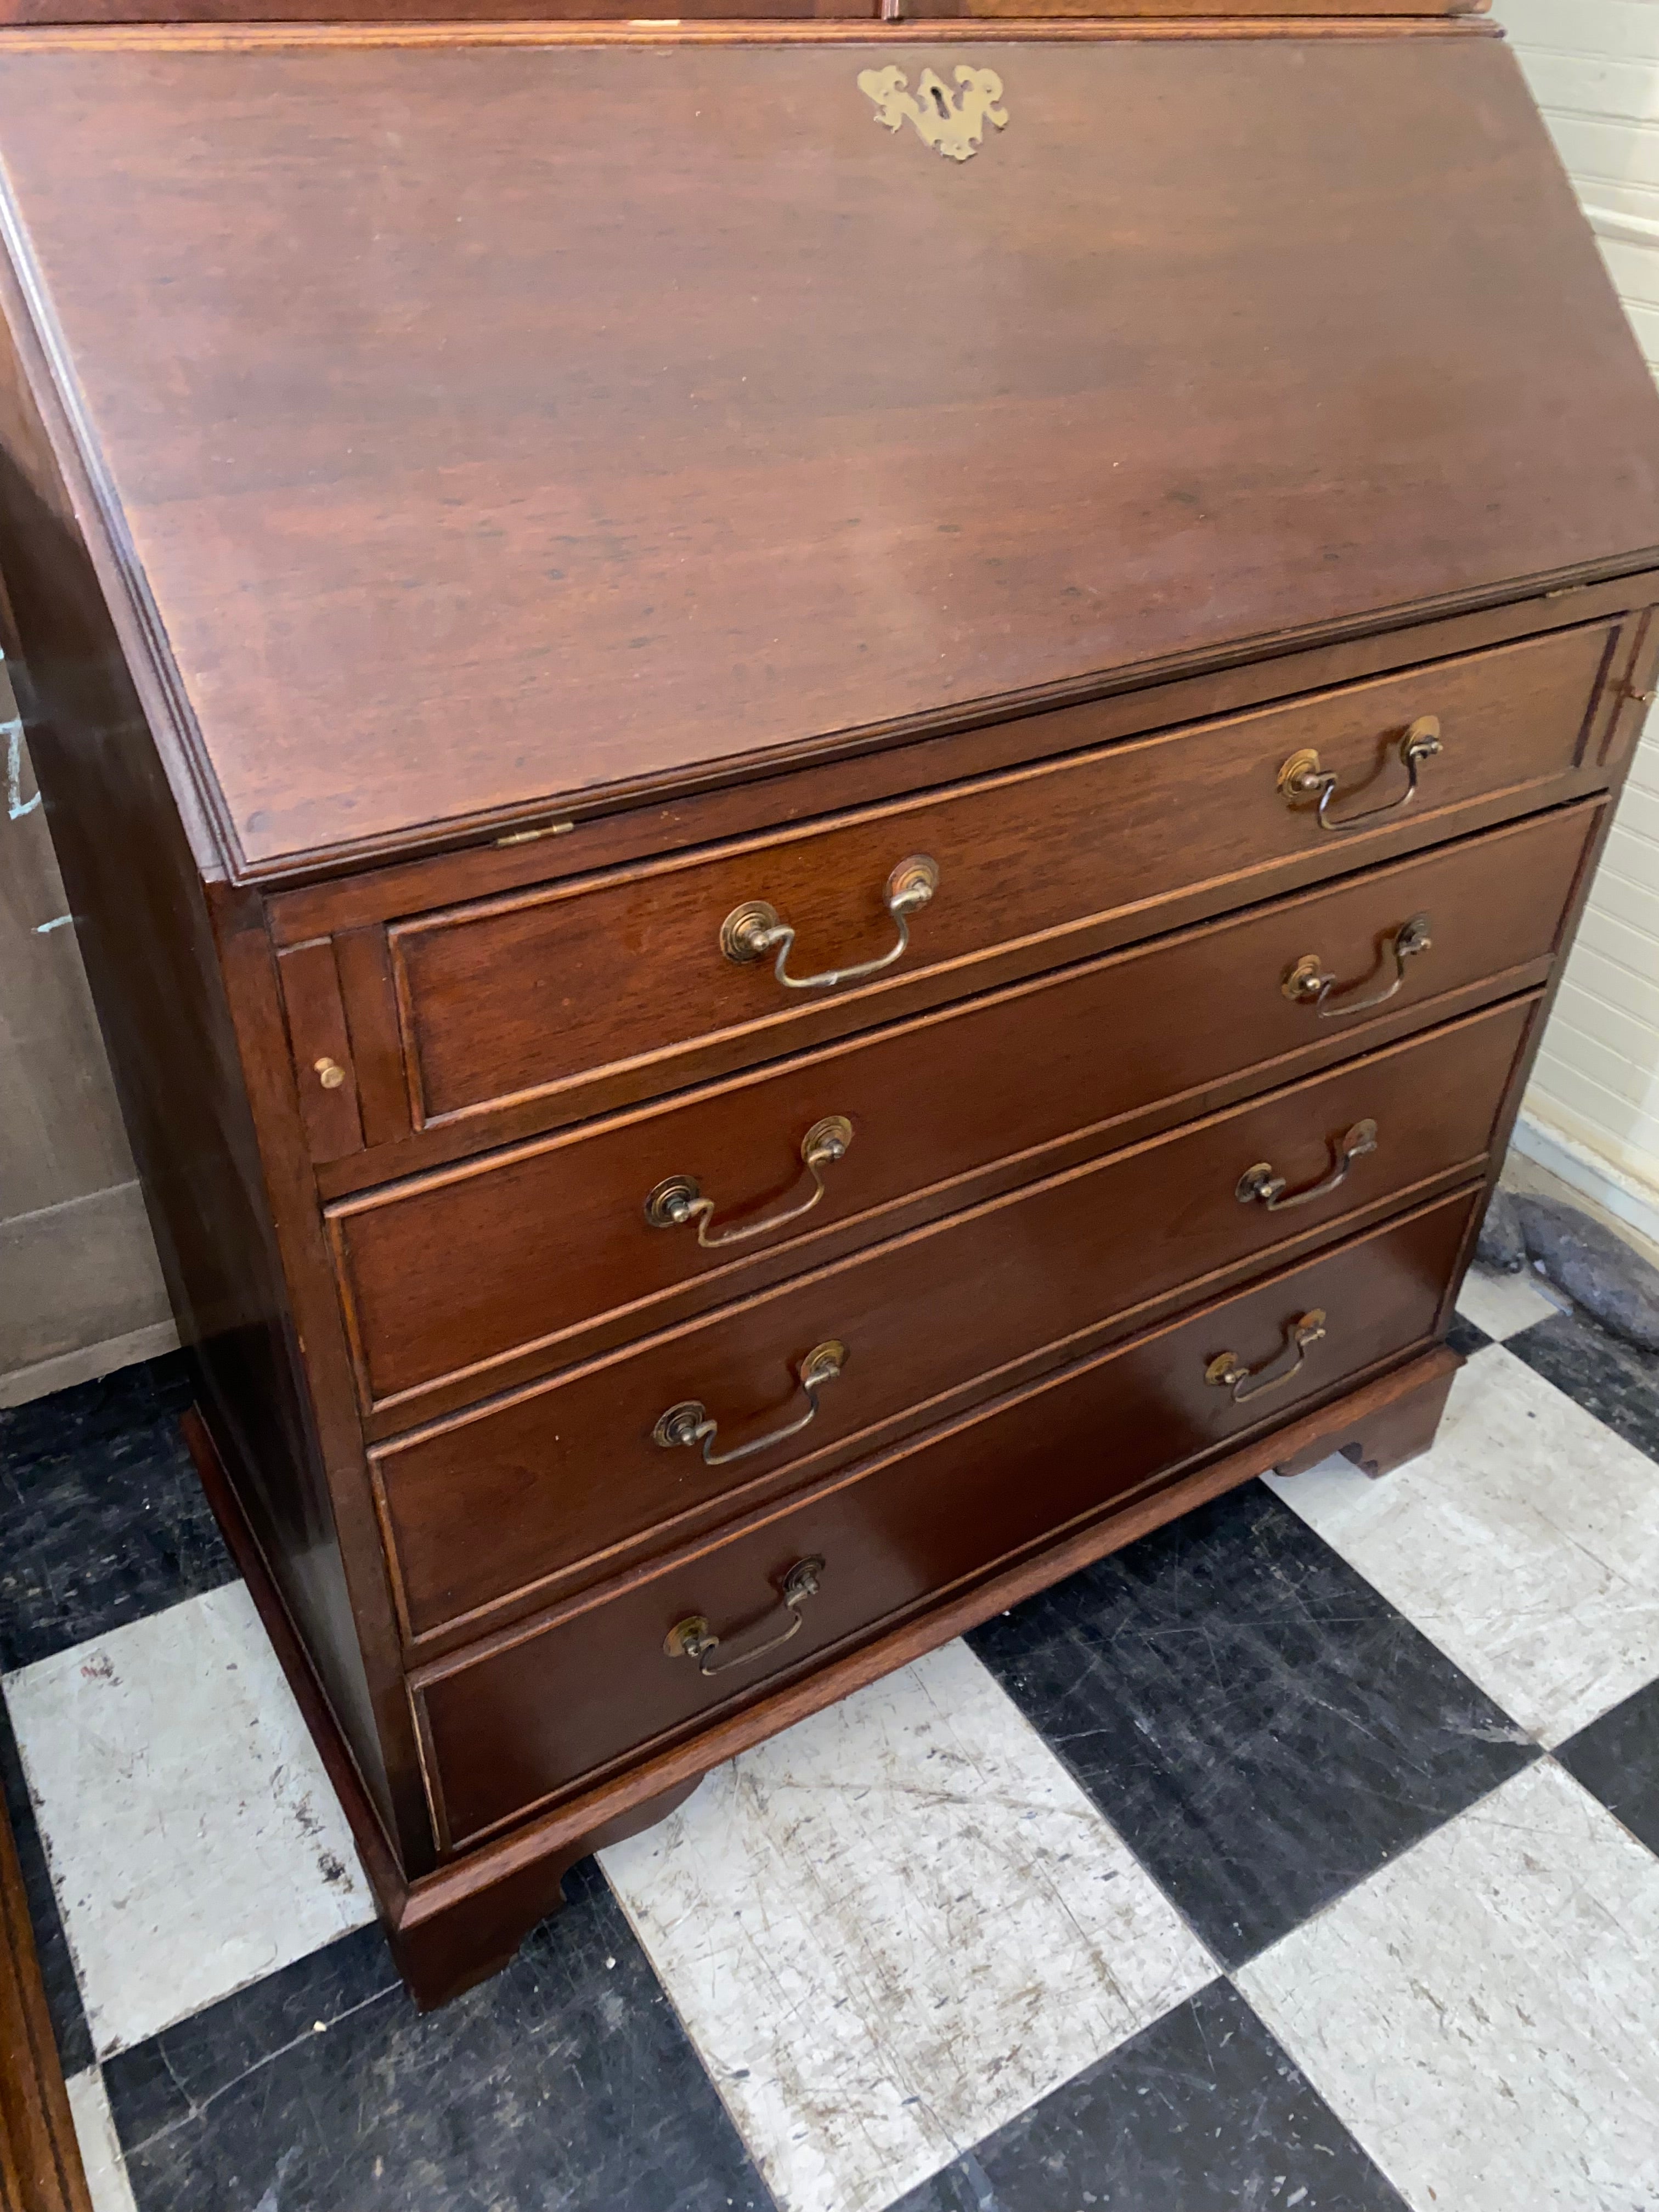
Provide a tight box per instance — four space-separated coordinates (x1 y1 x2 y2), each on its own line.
0 19 1655 879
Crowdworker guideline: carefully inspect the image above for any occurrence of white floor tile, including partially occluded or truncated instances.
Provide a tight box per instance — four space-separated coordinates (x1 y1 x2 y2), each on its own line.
1455 1264 1561 1342
4 1583 374 2055
600 1639 1214 2212
1265 1346 1659 1744
65 2069 138 2212
1238 1760 1659 2212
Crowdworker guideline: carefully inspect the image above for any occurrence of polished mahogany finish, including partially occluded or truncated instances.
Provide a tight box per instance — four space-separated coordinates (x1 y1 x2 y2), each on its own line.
381 620 1617 1131
333 805 1593 1423
374 998 1532 1645
0 3 1497 25
0 1785 91 2212
0 29 1653 877
2 14 1655 2007
414 1188 1480 1850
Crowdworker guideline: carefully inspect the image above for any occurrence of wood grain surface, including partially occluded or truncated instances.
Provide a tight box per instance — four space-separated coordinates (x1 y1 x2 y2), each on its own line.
386 622 1611 1127
2 7 1652 2013
334 804 1592 1424
411 1187 1477 1847
373 1000 1530 1644
0 4 1495 26
0 31 1650 872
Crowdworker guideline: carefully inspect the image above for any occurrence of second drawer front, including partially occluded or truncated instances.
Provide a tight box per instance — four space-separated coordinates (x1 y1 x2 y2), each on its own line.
335 802 1594 1418
375 1000 1530 1642
412 1188 1477 1849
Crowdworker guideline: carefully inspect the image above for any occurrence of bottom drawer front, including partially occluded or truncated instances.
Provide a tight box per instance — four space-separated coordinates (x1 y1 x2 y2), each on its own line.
415 1187 1476 1849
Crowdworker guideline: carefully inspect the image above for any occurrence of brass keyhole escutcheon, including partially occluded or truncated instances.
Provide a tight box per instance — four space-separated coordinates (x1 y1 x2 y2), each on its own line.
857 64 1009 163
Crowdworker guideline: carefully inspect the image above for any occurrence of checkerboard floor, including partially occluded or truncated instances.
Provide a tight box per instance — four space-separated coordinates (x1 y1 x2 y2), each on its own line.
5 1261 1659 2211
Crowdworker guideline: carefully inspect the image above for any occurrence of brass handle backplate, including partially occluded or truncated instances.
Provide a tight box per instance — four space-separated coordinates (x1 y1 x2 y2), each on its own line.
721 856 938 992
1237 1119 1378 1212
665 1555 826 1678
645 1116 853 1249
1205 1310 1327 1404
1282 915 1432 1020
1278 715 1442 833
653 1340 847 1469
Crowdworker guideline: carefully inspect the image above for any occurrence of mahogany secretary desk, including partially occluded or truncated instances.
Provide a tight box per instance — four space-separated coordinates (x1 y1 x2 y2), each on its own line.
2 0 1657 2006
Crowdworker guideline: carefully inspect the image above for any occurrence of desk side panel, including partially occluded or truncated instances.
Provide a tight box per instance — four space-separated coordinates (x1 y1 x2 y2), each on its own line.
0 314 426 1871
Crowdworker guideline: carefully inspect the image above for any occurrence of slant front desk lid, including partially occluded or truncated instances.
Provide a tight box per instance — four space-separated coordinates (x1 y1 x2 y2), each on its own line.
0 22 1656 877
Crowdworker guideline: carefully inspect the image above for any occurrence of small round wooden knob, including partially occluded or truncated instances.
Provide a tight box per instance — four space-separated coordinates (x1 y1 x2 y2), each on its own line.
314 1057 346 1091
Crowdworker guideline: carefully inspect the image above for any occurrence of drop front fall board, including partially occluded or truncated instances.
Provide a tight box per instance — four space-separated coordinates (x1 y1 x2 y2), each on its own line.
3 2 1658 2005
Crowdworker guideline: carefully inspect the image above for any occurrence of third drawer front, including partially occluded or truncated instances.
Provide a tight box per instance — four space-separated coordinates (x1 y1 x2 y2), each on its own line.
411 1187 1478 1850
334 801 1595 1420
373 997 1531 1643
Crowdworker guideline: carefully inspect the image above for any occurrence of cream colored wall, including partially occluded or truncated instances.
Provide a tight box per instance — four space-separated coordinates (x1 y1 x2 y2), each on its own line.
1498 0 1659 1246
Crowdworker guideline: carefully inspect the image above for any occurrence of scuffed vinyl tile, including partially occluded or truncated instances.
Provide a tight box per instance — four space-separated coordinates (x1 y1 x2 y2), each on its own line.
1266 1346 1659 1746
103 1878 770 2212
0 1354 233 1674
1238 1759 1659 2212
600 1639 1214 2212
65 2070 138 2212
1556 1672 1659 1859
1452 1266 1561 1345
1506 1304 1659 1467
968 1482 1534 1969
3 1582 374 2055
890 1978 1409 2212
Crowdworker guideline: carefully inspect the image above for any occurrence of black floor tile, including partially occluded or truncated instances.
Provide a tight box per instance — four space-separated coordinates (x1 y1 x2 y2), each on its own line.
103 1920 401 2143
891 1978 1408 2212
1555 1679 1659 1857
1505 1307 1659 1464
0 1353 233 1671
104 1861 775 2212
0 1694 91 2075
969 1482 1537 1967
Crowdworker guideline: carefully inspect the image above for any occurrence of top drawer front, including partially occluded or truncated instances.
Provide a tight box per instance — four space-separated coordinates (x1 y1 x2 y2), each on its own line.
387 624 1613 1130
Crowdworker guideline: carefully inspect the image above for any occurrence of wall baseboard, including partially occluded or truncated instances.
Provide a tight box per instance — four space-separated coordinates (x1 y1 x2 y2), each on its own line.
0 1318 180 1412
1509 1110 1659 1268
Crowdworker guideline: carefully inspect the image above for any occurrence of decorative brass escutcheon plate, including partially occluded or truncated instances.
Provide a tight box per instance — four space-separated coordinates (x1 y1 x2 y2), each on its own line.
857 65 1009 162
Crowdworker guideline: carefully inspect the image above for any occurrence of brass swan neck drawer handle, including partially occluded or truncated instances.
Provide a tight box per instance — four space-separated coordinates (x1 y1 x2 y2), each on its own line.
653 1340 847 1468
1278 715 1442 833
1237 1119 1378 1212
1205 1309 1327 1404
645 1116 854 1249
665 1556 826 1678
1282 914 1431 1019
720 855 939 991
